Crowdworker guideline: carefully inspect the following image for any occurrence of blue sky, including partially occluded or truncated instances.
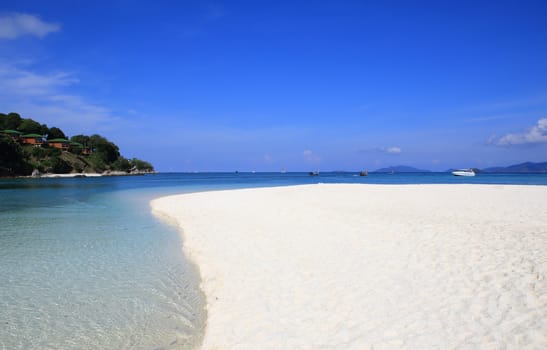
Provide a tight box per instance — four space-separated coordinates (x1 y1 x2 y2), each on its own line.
1 1 547 171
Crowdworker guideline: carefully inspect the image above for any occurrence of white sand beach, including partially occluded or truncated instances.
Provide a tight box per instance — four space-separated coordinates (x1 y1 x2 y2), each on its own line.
151 184 547 349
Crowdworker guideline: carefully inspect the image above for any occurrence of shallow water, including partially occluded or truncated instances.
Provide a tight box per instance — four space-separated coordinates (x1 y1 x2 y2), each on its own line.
1 172 546 349
0 182 206 349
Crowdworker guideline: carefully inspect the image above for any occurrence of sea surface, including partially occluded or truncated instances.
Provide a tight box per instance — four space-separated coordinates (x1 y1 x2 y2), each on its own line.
1 172 546 349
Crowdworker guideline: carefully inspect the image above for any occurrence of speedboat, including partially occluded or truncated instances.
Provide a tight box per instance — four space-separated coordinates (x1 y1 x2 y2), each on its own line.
452 169 475 177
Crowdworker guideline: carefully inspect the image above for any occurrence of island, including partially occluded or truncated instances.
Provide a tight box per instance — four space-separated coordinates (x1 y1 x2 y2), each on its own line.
0 112 154 177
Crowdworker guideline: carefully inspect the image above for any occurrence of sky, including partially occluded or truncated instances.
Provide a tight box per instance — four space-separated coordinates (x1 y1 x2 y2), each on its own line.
1 0 547 172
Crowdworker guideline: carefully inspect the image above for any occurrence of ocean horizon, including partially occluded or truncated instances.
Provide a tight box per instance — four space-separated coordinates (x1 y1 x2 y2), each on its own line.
1 172 546 349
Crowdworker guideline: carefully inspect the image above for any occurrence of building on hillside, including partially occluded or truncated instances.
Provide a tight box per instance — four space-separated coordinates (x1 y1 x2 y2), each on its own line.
48 138 71 150
1 130 22 142
21 134 44 146
70 141 92 155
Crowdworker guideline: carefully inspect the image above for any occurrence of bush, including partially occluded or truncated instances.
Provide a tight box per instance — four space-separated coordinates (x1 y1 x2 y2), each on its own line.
112 157 131 172
130 158 154 172
30 146 48 158
87 153 107 172
43 157 71 174
0 135 27 175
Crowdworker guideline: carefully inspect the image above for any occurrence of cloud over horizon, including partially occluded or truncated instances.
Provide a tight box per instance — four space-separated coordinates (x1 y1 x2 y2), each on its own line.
493 118 547 146
385 146 402 154
359 146 402 155
0 13 60 39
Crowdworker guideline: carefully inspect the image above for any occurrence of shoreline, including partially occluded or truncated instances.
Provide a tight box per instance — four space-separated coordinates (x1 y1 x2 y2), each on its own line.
151 184 547 349
0 170 157 179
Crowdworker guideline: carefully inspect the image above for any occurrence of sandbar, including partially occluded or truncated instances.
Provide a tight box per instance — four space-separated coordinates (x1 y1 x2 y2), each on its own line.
151 184 547 349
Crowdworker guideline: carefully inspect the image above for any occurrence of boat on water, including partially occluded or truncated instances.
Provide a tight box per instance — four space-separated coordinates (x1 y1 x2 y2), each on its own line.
359 170 368 176
452 169 476 177
308 171 319 176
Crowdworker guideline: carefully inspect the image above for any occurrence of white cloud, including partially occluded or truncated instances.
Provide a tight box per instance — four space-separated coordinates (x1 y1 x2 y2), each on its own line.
494 118 547 145
466 114 517 123
0 13 60 39
0 64 77 96
303 150 321 164
385 146 401 154
359 146 402 155
0 62 121 134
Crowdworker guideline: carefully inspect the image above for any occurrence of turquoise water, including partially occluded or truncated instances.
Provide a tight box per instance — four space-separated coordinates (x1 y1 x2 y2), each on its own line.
0 180 206 350
1 172 546 349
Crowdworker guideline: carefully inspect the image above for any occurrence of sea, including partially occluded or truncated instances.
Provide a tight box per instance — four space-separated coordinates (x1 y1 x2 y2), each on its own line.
1 172 546 349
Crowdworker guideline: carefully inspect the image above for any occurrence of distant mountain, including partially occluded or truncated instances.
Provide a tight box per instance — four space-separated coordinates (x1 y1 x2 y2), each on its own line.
482 161 547 173
374 165 430 173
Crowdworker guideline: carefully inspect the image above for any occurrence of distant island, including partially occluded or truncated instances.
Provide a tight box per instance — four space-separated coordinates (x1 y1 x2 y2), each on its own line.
1 112 154 177
481 161 547 173
374 165 431 173
375 162 547 174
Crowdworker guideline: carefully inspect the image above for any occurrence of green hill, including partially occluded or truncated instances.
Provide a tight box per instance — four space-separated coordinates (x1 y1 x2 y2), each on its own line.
1 112 154 177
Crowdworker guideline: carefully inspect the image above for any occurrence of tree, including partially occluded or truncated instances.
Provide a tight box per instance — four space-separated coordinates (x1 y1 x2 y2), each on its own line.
130 158 154 172
0 134 28 175
70 135 91 146
43 157 71 174
18 118 43 134
89 134 120 163
47 127 67 140
1 112 22 130
112 157 131 172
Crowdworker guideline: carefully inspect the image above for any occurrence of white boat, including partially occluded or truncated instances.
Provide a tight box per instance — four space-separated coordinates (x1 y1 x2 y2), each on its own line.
452 169 475 177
